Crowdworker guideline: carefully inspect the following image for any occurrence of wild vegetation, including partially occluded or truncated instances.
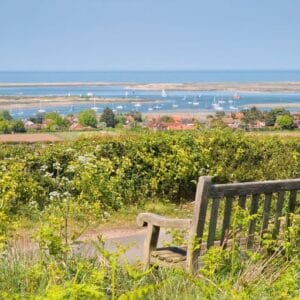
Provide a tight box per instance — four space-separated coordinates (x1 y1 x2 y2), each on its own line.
0 130 299 298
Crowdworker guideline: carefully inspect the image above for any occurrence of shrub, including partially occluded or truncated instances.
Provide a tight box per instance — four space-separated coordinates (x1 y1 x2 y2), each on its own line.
78 109 97 128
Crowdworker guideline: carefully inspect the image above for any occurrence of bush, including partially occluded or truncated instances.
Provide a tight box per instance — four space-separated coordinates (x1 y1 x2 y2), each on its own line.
276 114 294 130
78 109 97 128
0 130 299 214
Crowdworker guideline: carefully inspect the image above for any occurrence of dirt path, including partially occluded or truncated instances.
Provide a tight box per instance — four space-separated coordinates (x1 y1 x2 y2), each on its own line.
0 133 62 143
75 226 172 264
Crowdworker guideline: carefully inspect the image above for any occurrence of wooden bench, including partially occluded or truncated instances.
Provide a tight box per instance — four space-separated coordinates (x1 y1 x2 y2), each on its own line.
137 176 300 273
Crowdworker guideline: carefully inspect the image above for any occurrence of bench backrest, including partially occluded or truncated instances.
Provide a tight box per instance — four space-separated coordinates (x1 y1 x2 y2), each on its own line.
191 176 300 249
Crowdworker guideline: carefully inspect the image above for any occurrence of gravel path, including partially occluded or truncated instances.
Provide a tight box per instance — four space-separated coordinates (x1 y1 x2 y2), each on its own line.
74 227 173 264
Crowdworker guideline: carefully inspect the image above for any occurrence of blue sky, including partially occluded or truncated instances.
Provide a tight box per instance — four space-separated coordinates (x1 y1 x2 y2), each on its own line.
0 0 299 71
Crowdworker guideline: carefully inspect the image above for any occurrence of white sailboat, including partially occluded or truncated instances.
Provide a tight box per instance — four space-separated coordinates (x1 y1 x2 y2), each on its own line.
91 97 98 111
161 89 167 98
37 100 45 114
229 99 238 110
229 105 238 110
212 98 224 111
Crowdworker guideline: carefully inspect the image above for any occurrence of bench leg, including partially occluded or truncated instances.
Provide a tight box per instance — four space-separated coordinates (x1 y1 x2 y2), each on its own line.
143 224 160 270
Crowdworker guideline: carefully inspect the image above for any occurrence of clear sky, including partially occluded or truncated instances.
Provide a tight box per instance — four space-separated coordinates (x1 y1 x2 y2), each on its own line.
0 0 300 71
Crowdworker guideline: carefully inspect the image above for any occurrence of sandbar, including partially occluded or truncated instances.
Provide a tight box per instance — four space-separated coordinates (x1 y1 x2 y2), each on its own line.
1 81 300 93
0 96 162 110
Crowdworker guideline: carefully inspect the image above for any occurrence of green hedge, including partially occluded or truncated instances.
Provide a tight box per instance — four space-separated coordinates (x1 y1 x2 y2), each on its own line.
0 130 299 212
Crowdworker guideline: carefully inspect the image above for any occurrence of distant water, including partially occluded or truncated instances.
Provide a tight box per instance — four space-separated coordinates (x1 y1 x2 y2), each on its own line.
0 71 300 119
1 70 300 83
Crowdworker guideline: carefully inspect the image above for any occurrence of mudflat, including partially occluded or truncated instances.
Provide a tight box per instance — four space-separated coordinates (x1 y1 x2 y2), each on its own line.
1 81 300 92
0 96 161 110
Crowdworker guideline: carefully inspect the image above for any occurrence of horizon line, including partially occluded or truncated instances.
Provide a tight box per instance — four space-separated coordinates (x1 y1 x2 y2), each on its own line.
1 69 300 73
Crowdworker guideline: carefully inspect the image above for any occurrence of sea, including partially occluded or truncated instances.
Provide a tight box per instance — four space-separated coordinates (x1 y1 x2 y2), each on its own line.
0 70 300 119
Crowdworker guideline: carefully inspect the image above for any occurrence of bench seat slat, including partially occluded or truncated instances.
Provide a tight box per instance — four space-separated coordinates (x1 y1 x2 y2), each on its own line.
273 191 285 238
261 193 272 237
286 190 297 227
210 179 300 198
221 197 233 247
207 197 220 248
238 195 247 209
247 194 260 248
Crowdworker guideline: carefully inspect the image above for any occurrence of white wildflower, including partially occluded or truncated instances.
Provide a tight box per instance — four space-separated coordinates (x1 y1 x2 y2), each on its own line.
40 165 48 172
49 191 60 200
77 155 88 164
53 162 62 171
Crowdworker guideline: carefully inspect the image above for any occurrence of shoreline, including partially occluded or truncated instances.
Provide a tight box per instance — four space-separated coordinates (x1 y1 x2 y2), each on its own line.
0 96 162 110
1 81 300 93
240 103 300 109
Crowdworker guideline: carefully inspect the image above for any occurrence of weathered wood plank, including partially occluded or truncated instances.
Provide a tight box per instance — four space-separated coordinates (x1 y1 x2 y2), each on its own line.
261 193 272 236
273 191 285 238
137 213 191 229
238 195 247 209
221 197 233 247
286 190 297 227
210 179 300 198
143 225 160 270
247 194 259 249
207 197 220 248
186 176 211 273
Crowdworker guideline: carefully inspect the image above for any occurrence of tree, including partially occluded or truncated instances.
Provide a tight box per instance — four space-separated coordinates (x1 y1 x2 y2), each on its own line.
78 109 97 128
0 120 10 133
160 115 174 123
276 114 294 130
242 107 264 129
10 120 26 133
265 107 290 127
215 111 225 118
0 110 13 121
115 114 127 126
128 110 143 122
210 117 227 129
44 112 68 129
100 107 115 128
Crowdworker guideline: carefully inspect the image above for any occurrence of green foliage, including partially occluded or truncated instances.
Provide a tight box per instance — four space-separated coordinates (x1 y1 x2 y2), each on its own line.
210 117 227 129
128 110 142 122
0 237 298 298
100 107 116 128
0 130 299 298
11 120 26 132
44 112 68 130
265 107 290 127
0 110 13 121
242 106 264 128
276 114 294 130
160 115 174 123
115 114 127 126
78 109 97 128
0 120 10 133
0 130 299 215
0 110 26 133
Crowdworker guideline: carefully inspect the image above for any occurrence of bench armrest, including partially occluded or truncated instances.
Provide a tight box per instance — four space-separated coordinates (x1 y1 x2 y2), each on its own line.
137 213 192 229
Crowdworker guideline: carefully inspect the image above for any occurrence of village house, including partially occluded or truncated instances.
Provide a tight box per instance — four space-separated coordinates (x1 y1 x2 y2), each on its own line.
69 123 85 131
145 115 195 131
